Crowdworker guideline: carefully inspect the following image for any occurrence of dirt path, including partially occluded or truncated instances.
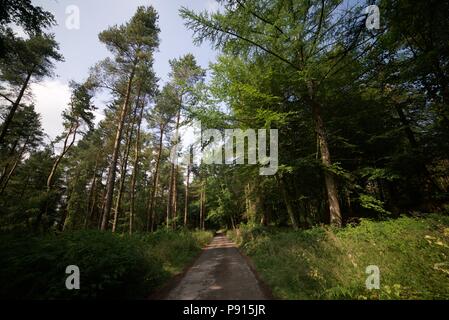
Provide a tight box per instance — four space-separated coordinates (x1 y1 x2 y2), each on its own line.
165 234 269 300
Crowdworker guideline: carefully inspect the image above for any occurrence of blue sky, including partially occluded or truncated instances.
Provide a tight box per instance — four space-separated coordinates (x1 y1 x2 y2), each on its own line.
27 0 220 140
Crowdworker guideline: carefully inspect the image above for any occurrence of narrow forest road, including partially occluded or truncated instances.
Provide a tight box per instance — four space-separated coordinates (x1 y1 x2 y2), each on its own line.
164 234 269 300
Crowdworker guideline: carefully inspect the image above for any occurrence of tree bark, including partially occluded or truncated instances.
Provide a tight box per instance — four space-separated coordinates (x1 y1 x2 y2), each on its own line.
199 178 206 230
36 123 79 230
130 95 145 234
47 124 79 192
0 139 19 186
308 82 342 227
166 109 181 229
166 162 175 228
199 182 204 230
101 65 136 230
85 159 99 229
0 137 29 195
111 101 138 233
184 163 190 227
147 125 164 232
278 176 298 230
0 66 35 145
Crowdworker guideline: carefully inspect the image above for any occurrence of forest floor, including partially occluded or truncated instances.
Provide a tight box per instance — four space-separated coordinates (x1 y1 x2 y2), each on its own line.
162 234 270 300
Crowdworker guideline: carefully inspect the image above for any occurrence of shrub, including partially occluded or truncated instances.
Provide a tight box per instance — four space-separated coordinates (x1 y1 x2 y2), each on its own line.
0 229 213 299
231 214 449 300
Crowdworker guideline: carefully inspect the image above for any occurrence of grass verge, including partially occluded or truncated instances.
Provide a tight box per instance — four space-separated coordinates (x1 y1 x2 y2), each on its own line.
228 214 449 299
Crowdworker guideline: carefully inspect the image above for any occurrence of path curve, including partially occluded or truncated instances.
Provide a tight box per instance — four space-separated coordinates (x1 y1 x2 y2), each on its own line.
165 234 268 300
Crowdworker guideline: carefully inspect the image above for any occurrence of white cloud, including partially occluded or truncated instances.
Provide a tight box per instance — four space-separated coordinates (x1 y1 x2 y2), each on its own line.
28 80 108 146
29 80 71 141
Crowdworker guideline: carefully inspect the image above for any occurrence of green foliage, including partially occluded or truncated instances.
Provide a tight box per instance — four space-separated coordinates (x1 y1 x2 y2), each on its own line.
0 229 212 299
358 194 391 216
0 0 55 35
229 215 449 300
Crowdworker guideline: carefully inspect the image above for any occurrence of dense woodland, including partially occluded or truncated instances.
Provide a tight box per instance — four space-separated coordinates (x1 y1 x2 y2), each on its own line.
1 0 449 300
1 0 448 234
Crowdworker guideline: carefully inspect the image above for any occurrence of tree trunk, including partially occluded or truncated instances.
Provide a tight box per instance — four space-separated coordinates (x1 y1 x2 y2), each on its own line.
0 137 29 195
184 163 190 227
199 182 204 230
278 176 299 230
101 65 136 230
308 82 342 227
172 165 178 229
85 157 100 229
167 109 181 229
130 96 145 234
147 125 164 232
111 102 138 233
199 179 206 230
0 66 35 145
47 124 79 192
166 162 175 229
0 139 19 186
36 123 78 230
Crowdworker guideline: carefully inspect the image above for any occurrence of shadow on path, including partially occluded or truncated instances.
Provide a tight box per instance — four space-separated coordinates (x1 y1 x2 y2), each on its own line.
164 234 269 300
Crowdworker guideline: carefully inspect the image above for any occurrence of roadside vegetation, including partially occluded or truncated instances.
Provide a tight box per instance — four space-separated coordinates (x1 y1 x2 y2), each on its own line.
229 214 449 300
0 230 212 299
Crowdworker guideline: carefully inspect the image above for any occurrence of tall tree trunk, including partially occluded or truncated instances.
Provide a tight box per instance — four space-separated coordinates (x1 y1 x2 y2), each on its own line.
199 182 204 230
0 66 35 145
199 178 206 230
308 82 342 227
130 96 145 234
172 166 178 229
278 176 298 230
101 64 136 230
184 163 190 227
36 123 78 230
112 101 138 233
147 125 164 232
166 163 175 228
0 139 19 186
0 137 29 195
84 158 99 229
47 124 79 192
167 109 181 229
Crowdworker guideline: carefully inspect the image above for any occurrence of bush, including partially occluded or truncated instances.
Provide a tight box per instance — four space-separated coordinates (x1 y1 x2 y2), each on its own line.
231 214 449 300
0 229 213 299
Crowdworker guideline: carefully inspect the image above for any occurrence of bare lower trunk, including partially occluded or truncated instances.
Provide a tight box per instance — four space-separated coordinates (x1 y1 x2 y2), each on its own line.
85 174 97 228
166 162 175 229
0 67 35 145
84 158 99 229
0 138 29 195
101 65 136 230
0 140 19 186
47 124 78 191
308 82 342 227
199 179 206 230
112 103 138 233
36 124 78 229
147 126 164 232
167 109 181 229
184 164 190 226
199 183 204 230
278 176 298 230
172 166 178 229
130 96 145 234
